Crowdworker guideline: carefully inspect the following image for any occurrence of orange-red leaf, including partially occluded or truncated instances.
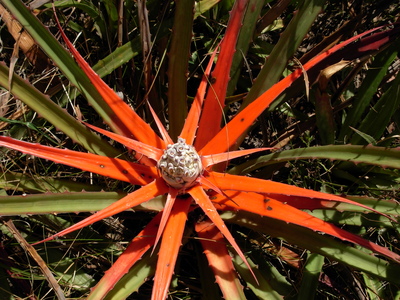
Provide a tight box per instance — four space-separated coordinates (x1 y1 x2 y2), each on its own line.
199 27 386 155
196 220 246 299
188 185 257 282
196 0 249 149
0 136 157 185
181 45 219 145
35 179 168 244
207 171 396 222
212 191 400 262
89 212 162 299
153 188 178 253
198 174 224 195
152 197 191 300
85 123 164 161
212 190 380 213
54 8 165 149
201 147 272 168
147 102 174 145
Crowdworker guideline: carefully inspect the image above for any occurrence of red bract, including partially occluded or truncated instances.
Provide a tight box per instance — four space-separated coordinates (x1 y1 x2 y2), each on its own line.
0 3 399 299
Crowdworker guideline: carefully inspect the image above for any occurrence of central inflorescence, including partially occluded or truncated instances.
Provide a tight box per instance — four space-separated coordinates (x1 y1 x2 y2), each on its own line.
158 137 203 189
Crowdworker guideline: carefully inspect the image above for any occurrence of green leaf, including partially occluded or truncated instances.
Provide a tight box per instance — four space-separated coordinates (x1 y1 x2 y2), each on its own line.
194 0 222 19
223 211 400 284
45 249 95 291
57 35 142 107
297 253 324 300
232 253 284 299
0 192 123 215
1 1 125 133
226 0 265 96
0 171 103 193
351 64 400 145
349 127 377 145
42 0 107 38
102 249 157 300
167 0 195 139
0 192 165 216
242 0 326 109
229 144 400 174
309 209 399 228
0 63 120 157
339 40 400 142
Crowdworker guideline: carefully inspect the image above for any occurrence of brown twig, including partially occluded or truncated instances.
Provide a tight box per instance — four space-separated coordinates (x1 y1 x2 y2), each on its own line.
3 219 66 300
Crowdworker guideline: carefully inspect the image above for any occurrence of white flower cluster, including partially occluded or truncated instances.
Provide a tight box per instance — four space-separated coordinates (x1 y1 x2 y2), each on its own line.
158 137 202 189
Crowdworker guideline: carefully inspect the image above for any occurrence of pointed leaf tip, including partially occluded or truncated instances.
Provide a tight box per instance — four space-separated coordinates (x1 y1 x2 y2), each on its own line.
189 186 258 284
152 197 191 300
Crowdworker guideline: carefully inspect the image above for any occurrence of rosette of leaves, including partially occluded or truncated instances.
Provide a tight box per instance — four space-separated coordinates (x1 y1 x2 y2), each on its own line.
0 0 399 299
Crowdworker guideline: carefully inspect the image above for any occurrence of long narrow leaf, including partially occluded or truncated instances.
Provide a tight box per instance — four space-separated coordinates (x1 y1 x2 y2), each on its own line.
214 192 400 262
188 185 256 281
102 251 157 299
199 26 394 155
201 147 272 168
35 180 168 244
223 211 400 284
195 221 246 300
0 171 103 193
228 144 400 175
297 253 325 299
153 189 178 252
166 0 195 139
0 192 123 215
226 0 265 96
0 136 157 185
146 102 173 145
0 0 123 134
0 191 166 216
180 46 219 145
196 0 249 148
207 171 396 221
0 63 120 157
338 40 400 141
53 8 165 148
88 213 162 300
231 249 285 299
351 66 400 145
152 197 191 300
84 123 164 161
242 0 326 108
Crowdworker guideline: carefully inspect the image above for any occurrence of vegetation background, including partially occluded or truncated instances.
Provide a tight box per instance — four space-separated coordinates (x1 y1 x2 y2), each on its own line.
0 0 399 299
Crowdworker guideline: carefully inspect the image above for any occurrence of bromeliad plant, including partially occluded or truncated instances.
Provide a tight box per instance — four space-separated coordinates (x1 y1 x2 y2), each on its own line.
1 0 400 299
